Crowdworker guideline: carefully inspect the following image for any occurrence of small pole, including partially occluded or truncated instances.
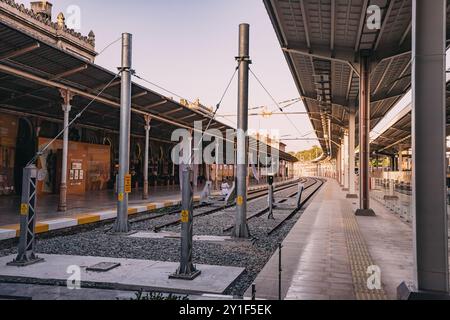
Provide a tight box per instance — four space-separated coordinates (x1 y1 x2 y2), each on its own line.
8 165 44 266
170 167 201 280
58 90 73 212
296 183 304 209
252 283 256 300
278 243 283 300
143 116 151 200
268 175 274 219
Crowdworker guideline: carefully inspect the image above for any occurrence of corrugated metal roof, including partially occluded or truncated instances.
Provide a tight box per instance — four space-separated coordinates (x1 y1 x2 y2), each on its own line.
264 0 450 158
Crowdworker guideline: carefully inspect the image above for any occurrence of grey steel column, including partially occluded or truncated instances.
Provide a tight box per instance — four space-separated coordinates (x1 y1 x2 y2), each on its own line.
170 167 201 280
114 33 132 233
58 90 72 212
355 53 375 216
343 132 349 190
336 148 341 184
233 24 251 238
143 115 151 200
398 149 403 173
8 165 44 266
347 109 357 198
398 0 449 298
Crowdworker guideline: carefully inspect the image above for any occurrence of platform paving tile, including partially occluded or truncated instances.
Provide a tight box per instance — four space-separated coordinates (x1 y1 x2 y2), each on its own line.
251 179 448 300
285 183 356 300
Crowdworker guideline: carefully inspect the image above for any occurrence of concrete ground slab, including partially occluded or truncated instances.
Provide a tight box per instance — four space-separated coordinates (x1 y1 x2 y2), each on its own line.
0 283 235 300
0 254 245 295
130 232 232 242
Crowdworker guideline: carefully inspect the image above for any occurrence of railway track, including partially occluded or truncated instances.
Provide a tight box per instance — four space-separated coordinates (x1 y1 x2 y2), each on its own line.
152 179 304 232
222 177 322 233
266 178 324 236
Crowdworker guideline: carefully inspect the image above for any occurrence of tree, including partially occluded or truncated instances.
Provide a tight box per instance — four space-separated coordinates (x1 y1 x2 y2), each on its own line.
292 145 323 162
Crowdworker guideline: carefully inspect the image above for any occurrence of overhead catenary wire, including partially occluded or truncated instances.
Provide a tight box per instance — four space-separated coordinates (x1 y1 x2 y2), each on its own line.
97 37 122 56
26 71 122 166
249 67 307 138
132 61 241 165
133 73 194 106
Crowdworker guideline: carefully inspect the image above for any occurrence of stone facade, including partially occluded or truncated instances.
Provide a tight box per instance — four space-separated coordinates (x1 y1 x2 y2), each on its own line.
0 0 97 62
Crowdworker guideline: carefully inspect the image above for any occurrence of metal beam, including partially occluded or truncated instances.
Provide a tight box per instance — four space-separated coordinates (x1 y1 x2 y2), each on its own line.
282 46 359 75
299 0 311 49
52 65 88 80
330 0 336 52
0 43 40 61
372 59 394 95
373 0 395 51
143 99 167 109
355 53 375 217
131 91 148 100
354 0 369 52
93 79 121 91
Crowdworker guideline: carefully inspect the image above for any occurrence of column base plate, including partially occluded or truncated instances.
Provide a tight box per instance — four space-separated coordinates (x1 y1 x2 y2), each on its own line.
397 282 450 300
355 209 376 217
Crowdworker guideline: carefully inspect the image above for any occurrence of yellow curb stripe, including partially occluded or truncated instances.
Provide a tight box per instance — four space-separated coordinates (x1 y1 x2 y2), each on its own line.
0 197 202 240
35 223 50 234
128 208 138 215
76 214 101 225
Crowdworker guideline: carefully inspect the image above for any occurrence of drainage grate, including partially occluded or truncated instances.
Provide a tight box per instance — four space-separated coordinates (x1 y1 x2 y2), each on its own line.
86 262 121 272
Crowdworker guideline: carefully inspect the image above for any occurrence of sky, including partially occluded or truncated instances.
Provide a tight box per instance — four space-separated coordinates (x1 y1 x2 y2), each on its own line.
16 0 319 152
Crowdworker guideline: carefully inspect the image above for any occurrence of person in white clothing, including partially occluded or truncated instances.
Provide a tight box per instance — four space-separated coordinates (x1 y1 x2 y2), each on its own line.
221 179 230 197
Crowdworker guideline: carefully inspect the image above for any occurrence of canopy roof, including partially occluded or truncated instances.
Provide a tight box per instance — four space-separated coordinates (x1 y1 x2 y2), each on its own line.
264 0 450 158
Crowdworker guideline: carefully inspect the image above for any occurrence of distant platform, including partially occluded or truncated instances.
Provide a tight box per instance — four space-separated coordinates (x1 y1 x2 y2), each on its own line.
0 254 245 295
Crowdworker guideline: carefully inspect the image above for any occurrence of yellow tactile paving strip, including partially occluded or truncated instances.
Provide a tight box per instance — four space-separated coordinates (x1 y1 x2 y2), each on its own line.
342 208 388 300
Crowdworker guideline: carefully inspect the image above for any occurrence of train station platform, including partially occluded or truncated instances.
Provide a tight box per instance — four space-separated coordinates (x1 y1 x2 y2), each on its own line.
0 180 289 242
248 179 450 300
